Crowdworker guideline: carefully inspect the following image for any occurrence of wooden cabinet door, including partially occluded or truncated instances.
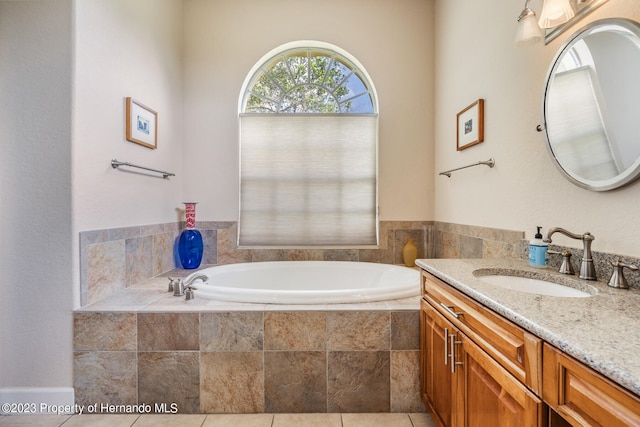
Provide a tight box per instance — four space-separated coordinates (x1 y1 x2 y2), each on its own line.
543 344 640 427
456 332 544 427
421 299 456 427
422 271 542 393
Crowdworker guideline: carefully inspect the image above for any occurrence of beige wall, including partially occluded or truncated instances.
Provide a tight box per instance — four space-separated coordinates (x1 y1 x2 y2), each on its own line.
182 0 435 222
434 0 640 256
73 0 185 234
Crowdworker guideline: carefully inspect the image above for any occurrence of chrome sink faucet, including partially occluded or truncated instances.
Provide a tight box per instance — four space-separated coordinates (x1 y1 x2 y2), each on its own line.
544 227 596 280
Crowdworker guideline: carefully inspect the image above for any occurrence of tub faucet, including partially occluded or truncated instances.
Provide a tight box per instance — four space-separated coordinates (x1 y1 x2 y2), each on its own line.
183 273 208 300
170 273 208 297
184 273 208 287
544 227 596 280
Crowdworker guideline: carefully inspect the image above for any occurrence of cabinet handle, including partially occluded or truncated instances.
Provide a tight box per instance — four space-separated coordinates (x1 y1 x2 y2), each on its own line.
449 333 463 373
444 327 449 366
440 303 464 319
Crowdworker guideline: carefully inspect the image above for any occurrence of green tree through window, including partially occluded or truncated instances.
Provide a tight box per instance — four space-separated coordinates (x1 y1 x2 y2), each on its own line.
244 49 374 114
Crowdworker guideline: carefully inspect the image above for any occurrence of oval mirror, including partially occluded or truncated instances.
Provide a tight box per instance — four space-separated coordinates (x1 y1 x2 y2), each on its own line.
542 18 640 191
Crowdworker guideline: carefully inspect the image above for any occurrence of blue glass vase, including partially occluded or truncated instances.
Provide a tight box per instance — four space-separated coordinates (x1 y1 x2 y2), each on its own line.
178 202 203 269
178 229 203 269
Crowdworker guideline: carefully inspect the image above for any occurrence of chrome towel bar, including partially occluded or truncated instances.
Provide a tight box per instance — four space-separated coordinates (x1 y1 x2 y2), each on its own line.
111 159 175 179
439 158 495 178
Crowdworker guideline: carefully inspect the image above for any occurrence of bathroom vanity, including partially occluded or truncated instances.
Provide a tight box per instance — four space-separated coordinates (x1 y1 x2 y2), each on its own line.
416 258 640 427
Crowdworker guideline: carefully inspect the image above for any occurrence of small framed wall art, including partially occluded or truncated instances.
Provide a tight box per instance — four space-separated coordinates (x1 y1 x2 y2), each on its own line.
126 97 157 149
456 99 484 151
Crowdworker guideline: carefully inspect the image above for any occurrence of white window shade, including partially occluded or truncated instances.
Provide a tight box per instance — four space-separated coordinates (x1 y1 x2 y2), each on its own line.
547 67 618 180
239 114 378 247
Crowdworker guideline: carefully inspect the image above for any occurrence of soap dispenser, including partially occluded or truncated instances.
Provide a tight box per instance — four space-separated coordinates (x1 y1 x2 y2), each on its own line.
529 226 548 267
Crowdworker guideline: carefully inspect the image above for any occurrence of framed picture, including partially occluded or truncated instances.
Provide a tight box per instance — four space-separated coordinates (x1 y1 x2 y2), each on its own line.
456 99 484 151
126 97 157 149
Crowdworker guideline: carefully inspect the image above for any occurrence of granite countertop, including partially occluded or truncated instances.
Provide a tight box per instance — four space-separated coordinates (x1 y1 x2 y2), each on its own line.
415 258 640 397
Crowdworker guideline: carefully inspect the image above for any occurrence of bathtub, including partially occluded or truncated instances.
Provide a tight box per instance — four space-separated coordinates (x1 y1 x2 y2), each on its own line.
185 261 420 304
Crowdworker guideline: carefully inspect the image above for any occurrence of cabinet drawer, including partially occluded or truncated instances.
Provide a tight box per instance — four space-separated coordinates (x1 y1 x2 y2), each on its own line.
422 270 542 394
543 343 640 427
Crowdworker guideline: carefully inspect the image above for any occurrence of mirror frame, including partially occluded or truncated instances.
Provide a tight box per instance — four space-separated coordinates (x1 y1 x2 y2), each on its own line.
541 18 640 192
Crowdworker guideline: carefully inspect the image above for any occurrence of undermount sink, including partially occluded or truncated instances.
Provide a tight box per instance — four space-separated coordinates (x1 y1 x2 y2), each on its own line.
473 269 597 298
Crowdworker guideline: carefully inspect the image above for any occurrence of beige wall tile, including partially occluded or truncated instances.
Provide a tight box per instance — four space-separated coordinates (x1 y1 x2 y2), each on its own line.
264 351 327 412
286 249 324 261
153 232 177 275
125 236 153 287
250 249 287 262
264 312 326 351
327 312 389 350
378 221 393 250
138 352 200 414
433 222 524 261
436 231 460 259
459 235 483 259
138 313 199 351
200 352 264 413
201 312 263 352
357 248 393 264
73 312 136 351
483 239 518 259
390 350 424 412
327 351 390 412
217 229 251 265
200 229 218 265
74 351 137 407
390 312 419 350
87 241 125 304
323 249 359 261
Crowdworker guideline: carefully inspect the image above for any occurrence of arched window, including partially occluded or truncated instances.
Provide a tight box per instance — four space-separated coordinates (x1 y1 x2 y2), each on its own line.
238 41 378 247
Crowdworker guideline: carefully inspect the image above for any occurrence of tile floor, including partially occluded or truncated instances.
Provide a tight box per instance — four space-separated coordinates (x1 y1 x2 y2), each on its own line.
2 413 436 427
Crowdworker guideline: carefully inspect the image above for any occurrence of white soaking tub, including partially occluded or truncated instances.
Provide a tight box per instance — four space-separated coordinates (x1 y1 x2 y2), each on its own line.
183 261 420 304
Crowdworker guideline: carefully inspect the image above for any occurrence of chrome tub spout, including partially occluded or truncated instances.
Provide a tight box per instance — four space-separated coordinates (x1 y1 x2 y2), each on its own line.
184 273 208 287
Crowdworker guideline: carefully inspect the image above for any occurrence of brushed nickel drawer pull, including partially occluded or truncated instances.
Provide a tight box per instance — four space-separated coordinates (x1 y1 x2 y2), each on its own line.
440 303 464 319
449 334 463 373
444 327 449 365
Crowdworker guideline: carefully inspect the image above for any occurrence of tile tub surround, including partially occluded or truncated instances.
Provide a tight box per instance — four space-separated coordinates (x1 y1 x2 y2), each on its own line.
79 219 640 306
433 221 524 259
73 280 424 414
416 257 640 397
79 221 434 306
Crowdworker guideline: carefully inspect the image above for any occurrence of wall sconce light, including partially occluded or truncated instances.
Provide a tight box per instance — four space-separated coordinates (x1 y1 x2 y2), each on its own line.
515 0 543 45
516 0 608 46
538 0 575 28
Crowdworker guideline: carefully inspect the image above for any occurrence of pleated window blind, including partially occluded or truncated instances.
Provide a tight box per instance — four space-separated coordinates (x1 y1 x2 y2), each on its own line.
239 114 377 246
